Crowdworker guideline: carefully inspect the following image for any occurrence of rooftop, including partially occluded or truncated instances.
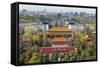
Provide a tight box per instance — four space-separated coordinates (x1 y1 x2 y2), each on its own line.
51 37 66 42
48 27 71 32
38 47 75 54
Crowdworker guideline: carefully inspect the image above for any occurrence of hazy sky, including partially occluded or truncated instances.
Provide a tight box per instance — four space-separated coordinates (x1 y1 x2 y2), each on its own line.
19 4 96 14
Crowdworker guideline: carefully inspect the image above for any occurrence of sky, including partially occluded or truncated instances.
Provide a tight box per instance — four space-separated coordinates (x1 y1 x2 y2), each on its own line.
19 4 96 14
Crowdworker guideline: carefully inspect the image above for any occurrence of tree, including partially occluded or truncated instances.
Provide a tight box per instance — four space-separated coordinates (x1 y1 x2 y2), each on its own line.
42 54 50 63
23 26 41 46
51 52 58 62
19 15 38 22
19 54 24 64
27 52 41 64
64 52 70 61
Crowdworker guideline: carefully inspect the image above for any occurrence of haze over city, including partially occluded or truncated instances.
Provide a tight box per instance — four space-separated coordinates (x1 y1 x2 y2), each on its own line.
19 4 96 14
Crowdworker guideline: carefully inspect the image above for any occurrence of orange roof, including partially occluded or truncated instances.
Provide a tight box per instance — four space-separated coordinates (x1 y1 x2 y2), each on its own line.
48 27 71 32
51 37 66 42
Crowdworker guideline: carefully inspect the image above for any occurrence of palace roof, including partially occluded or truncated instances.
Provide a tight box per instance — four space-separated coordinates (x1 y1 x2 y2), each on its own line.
51 37 66 42
38 47 75 54
48 27 71 32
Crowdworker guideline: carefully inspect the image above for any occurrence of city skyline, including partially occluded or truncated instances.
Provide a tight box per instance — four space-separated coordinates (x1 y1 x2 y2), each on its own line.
19 4 96 14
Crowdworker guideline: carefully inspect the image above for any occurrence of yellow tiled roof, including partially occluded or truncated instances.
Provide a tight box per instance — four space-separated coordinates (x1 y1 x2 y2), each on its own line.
48 27 71 32
51 37 66 42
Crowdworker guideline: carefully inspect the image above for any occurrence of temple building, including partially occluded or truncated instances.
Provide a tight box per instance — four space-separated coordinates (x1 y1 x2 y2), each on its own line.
39 26 75 54
47 27 72 47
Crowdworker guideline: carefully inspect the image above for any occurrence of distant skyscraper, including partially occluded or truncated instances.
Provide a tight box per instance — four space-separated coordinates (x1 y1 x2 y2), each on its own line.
44 9 47 13
22 9 27 16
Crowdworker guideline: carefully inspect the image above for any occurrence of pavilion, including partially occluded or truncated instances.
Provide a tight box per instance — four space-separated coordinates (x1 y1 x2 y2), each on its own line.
38 26 75 54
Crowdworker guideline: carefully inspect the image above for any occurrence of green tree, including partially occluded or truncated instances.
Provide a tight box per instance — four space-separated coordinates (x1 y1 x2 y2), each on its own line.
27 52 41 64
19 54 24 64
51 52 58 62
